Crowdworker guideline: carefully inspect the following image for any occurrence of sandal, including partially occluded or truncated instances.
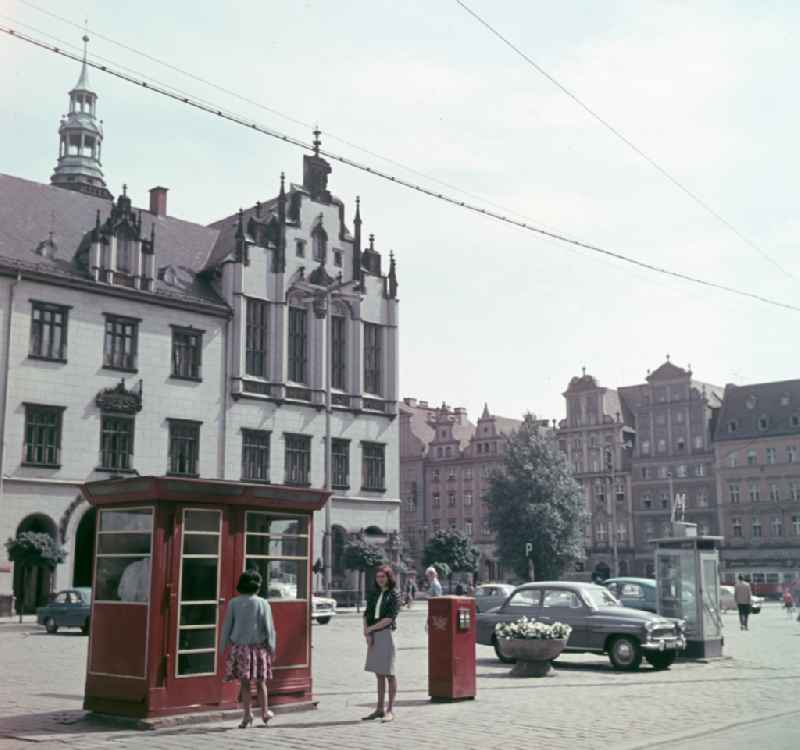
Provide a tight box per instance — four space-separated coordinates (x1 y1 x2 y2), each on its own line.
361 710 384 721
262 709 275 726
382 712 395 723
238 715 253 729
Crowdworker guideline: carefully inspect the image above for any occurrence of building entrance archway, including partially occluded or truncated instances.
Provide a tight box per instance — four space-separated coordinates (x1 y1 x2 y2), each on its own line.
13 514 58 614
73 507 97 587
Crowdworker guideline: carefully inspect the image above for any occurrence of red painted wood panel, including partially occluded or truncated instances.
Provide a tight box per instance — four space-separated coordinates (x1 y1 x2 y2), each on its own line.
89 603 148 677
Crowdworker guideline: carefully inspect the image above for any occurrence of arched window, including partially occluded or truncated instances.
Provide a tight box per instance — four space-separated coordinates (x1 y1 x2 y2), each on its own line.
312 226 327 263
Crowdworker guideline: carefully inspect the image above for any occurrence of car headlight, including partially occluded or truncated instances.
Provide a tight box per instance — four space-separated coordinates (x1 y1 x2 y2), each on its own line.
644 621 656 632
676 619 686 633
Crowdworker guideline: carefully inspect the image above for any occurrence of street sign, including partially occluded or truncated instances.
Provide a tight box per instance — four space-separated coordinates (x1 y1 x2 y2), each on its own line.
524 542 533 557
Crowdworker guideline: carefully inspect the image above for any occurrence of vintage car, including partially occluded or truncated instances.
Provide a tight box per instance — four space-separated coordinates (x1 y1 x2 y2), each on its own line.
473 583 515 613
36 588 92 634
602 577 658 613
476 581 686 671
311 594 337 624
719 585 763 614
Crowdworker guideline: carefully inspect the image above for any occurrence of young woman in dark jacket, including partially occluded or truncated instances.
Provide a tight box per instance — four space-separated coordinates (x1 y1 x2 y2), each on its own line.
362 564 401 722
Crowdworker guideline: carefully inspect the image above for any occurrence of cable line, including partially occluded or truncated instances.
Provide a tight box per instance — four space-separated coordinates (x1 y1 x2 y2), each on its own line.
3 23 800 315
14 0 533 223
455 0 798 283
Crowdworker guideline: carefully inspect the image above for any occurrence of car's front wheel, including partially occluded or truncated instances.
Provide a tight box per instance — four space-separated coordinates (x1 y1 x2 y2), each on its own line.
645 651 675 670
44 616 58 634
493 635 516 664
608 635 641 671
316 617 331 625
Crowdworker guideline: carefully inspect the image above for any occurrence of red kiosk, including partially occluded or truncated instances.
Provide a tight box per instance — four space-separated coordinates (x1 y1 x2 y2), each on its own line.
80 476 329 720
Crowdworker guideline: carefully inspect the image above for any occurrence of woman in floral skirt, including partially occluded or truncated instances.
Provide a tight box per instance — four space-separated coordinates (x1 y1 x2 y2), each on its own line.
220 569 277 728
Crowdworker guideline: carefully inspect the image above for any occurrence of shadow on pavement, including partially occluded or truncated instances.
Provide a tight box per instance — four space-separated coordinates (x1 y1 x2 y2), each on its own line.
353 699 432 709
0 710 121 737
35 693 84 701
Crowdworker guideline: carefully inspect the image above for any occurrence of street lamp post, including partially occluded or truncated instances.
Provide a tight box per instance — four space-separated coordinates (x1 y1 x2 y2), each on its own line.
303 274 361 594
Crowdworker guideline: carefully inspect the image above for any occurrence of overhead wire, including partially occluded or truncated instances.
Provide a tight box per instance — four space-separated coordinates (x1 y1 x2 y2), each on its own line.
2 23 800 315
14 0 535 224
455 0 799 284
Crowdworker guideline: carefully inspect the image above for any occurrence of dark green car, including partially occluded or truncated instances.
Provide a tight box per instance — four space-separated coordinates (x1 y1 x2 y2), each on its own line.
36 588 92 634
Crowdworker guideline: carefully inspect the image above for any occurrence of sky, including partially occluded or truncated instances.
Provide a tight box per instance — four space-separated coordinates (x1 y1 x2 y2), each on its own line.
1 0 798 424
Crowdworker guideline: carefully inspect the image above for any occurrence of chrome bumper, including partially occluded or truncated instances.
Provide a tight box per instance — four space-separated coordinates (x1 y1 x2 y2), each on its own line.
642 636 686 651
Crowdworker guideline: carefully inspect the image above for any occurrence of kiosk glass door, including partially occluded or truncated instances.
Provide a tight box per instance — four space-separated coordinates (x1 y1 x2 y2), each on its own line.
170 507 232 705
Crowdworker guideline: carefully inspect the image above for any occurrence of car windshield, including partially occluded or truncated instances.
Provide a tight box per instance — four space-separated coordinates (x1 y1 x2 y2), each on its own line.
583 587 621 608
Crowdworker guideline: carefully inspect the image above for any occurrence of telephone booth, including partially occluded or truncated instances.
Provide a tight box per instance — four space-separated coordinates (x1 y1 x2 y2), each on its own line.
80 476 329 720
654 529 724 659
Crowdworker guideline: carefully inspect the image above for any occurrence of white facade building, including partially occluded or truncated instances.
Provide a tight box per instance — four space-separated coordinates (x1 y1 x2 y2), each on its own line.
0 56 399 611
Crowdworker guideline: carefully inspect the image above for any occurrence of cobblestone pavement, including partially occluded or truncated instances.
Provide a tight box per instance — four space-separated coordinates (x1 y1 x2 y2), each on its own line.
0 605 799 750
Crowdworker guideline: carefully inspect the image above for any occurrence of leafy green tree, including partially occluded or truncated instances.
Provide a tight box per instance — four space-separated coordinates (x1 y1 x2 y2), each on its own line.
342 535 385 611
423 529 480 588
485 413 587 581
6 532 67 621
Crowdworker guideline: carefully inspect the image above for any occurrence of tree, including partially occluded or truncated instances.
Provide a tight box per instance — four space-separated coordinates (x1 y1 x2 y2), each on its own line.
423 529 480 587
485 413 587 581
342 535 385 611
6 532 67 622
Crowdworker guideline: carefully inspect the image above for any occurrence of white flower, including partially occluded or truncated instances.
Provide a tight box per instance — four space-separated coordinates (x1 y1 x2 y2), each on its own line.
495 617 572 641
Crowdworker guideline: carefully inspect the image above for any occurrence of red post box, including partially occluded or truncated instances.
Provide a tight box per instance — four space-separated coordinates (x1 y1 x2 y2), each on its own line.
80 476 329 721
427 596 476 701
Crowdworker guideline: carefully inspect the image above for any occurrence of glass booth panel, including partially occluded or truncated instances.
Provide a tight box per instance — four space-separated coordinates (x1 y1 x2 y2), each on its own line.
700 553 722 639
244 511 309 601
94 507 153 602
657 550 698 636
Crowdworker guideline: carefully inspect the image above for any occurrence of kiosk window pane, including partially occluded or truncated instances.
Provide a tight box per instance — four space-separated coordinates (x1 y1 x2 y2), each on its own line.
246 535 308 557
246 558 307 600
180 604 216 627
180 559 218 601
178 653 215 676
178 627 216 651
94 508 153 603
99 509 152 532
246 514 308 535
185 509 219 532
183 535 220 555
95 557 152 602
96 533 151 555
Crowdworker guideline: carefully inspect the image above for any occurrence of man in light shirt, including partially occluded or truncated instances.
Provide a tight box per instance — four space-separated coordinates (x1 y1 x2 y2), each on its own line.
425 566 443 597
734 574 752 631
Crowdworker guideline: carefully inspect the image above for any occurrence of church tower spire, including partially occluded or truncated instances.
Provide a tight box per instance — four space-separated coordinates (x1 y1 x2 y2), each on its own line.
50 33 112 199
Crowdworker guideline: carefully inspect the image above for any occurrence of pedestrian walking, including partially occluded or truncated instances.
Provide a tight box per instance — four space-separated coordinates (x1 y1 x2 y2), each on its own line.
783 588 795 617
734 574 753 631
405 578 417 609
425 566 443 597
219 569 277 728
362 564 401 723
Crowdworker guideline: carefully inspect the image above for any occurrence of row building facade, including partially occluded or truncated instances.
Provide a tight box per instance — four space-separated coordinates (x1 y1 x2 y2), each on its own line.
399 399 520 580
0 50 400 611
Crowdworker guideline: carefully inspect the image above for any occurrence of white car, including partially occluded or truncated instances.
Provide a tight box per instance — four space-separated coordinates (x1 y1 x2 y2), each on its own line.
312 595 337 624
719 585 763 614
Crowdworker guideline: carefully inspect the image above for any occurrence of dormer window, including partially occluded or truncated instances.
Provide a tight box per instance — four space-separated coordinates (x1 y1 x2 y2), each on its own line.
117 236 132 274
746 395 756 410
758 415 769 431
728 420 738 433
781 395 790 406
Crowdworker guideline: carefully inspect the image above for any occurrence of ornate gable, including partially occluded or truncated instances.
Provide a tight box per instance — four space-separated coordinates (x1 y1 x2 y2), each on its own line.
647 359 689 382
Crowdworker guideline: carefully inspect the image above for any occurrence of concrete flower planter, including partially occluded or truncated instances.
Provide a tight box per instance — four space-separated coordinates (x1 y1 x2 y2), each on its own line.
499 638 568 677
